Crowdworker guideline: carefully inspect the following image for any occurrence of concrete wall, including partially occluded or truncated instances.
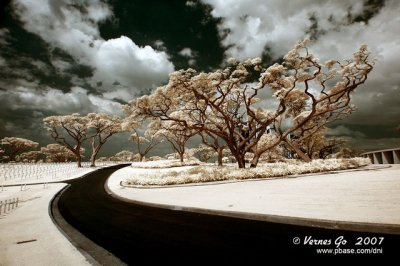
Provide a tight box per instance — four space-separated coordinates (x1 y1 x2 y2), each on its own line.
362 148 400 164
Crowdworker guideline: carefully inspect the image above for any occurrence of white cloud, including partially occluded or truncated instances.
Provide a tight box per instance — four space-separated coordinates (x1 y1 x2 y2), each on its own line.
186 1 197 7
153 40 167 51
201 0 365 60
12 0 174 92
103 87 135 102
51 58 72 73
0 28 9 46
203 0 400 129
307 0 400 126
349 137 400 151
179 47 197 66
326 125 366 138
0 55 6 67
93 36 174 89
1 86 122 115
179 47 194 57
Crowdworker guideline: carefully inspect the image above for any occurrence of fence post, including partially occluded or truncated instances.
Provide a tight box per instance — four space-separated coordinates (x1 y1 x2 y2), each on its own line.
7 199 10 212
0 200 2 215
16 198 19 208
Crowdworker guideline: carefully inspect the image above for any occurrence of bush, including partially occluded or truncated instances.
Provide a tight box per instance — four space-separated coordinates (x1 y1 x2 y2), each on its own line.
125 158 370 186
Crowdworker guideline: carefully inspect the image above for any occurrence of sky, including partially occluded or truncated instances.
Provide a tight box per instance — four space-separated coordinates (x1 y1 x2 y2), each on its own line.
0 0 399 157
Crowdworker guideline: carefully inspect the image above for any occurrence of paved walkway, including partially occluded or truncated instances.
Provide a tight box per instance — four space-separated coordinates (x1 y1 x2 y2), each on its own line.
107 165 400 229
0 168 105 266
1 164 399 265
0 183 91 266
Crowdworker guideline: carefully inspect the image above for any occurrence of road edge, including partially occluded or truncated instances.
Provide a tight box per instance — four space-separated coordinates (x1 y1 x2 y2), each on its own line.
105 168 400 236
49 167 127 266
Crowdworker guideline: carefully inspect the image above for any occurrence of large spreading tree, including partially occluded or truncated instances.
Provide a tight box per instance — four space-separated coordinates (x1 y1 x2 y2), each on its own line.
86 113 124 167
125 39 373 168
0 137 39 162
43 113 89 167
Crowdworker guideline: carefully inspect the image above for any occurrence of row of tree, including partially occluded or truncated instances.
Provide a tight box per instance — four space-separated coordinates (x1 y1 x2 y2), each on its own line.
1 40 375 168
0 137 81 163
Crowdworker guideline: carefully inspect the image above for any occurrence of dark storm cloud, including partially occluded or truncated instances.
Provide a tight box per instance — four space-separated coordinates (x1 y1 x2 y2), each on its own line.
98 0 224 71
202 0 400 150
0 0 399 155
0 0 223 156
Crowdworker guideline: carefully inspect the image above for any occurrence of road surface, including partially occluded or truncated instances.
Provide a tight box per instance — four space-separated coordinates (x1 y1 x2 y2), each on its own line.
55 166 400 264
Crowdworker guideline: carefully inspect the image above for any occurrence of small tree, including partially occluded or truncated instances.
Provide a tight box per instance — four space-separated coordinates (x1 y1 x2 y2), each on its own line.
199 132 227 166
194 144 214 162
122 118 163 162
110 150 134 161
41 143 78 162
43 113 89 167
0 137 39 162
16 151 44 163
155 120 197 162
129 129 162 162
86 113 124 167
0 148 5 162
285 127 346 160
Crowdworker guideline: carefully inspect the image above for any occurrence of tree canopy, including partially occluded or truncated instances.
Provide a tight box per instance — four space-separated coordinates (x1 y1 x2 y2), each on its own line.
124 40 373 168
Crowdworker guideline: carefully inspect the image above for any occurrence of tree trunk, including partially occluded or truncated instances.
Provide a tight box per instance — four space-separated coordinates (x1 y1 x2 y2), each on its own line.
217 148 223 166
90 149 99 167
179 152 184 162
76 153 82 167
250 153 260 168
234 153 246 168
90 154 96 167
9 151 17 162
90 144 103 167
139 154 144 162
285 140 311 162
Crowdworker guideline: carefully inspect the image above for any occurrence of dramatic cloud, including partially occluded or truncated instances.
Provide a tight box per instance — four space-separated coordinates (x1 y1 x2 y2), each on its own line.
326 126 366 139
0 86 122 115
0 28 9 46
201 0 364 60
93 36 174 89
1 0 398 154
202 0 400 147
178 47 197 66
12 0 174 92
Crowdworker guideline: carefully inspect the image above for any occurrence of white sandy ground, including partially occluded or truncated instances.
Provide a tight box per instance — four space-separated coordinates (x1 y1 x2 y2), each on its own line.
0 166 111 266
107 164 400 225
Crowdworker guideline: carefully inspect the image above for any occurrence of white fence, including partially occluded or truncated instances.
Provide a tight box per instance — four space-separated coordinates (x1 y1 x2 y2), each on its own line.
0 161 128 185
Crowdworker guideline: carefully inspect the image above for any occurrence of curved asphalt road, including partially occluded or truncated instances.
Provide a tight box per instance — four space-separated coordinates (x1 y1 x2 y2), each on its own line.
55 166 399 264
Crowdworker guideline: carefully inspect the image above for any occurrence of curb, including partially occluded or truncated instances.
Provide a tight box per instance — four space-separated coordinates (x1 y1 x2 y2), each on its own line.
105 165 400 236
49 166 128 266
